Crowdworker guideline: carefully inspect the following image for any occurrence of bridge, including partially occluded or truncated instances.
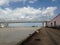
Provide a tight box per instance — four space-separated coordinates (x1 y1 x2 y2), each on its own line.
0 20 49 27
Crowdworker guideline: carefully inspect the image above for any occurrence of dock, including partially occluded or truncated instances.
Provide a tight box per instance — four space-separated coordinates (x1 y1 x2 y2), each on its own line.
17 28 60 45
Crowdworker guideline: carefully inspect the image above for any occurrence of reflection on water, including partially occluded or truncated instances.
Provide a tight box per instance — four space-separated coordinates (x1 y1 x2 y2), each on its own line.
0 27 40 45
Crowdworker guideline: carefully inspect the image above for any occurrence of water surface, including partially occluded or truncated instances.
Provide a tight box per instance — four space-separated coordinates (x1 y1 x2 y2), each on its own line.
0 27 40 45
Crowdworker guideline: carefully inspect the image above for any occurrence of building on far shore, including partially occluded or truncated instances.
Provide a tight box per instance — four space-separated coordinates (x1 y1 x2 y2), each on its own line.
47 14 60 28
0 23 8 28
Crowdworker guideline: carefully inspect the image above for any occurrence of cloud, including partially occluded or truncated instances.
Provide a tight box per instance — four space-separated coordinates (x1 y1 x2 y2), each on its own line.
0 0 9 6
29 0 37 3
41 7 57 16
0 0 37 6
0 0 24 6
0 6 57 21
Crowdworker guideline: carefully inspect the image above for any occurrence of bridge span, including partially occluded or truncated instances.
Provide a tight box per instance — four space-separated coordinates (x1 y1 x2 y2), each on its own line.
0 20 49 27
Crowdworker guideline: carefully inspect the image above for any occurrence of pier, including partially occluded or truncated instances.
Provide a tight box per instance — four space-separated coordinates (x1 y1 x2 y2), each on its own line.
17 27 60 45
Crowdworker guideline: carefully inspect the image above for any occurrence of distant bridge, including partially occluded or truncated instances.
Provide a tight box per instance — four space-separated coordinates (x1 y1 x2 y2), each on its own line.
0 20 49 27
0 21 49 23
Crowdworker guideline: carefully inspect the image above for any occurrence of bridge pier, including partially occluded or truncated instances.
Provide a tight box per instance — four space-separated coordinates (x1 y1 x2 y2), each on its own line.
5 23 9 27
42 22 45 27
42 21 48 27
45 21 48 27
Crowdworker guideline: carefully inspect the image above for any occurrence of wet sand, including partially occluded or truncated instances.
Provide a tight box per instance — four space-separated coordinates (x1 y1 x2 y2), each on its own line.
0 27 40 45
18 28 60 45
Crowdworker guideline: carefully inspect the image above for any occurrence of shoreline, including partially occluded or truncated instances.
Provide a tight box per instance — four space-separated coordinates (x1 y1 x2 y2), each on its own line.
16 31 38 45
16 27 60 45
16 28 41 45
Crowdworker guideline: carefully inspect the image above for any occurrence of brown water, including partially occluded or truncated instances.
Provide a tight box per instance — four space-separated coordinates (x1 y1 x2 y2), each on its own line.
0 27 40 45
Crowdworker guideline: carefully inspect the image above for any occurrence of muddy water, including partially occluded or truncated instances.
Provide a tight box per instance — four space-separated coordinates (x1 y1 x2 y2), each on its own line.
0 27 40 45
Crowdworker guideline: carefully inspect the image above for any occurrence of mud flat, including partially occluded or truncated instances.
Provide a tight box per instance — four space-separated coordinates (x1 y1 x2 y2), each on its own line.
0 27 40 45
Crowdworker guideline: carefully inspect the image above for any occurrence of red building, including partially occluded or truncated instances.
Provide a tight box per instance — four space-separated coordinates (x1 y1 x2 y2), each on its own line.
47 14 60 28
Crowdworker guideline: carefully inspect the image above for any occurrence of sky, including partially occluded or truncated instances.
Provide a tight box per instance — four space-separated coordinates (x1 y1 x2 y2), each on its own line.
0 0 60 21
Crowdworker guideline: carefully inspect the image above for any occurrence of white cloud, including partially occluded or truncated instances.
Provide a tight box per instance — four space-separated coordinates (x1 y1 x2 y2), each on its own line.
29 0 37 3
0 0 9 6
0 0 37 6
0 0 23 6
41 7 57 16
0 6 57 21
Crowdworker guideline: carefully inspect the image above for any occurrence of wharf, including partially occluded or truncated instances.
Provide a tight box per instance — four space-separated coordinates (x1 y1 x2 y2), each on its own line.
17 28 60 45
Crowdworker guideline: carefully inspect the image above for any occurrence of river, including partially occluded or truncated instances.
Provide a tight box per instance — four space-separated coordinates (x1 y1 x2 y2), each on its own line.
0 27 40 45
